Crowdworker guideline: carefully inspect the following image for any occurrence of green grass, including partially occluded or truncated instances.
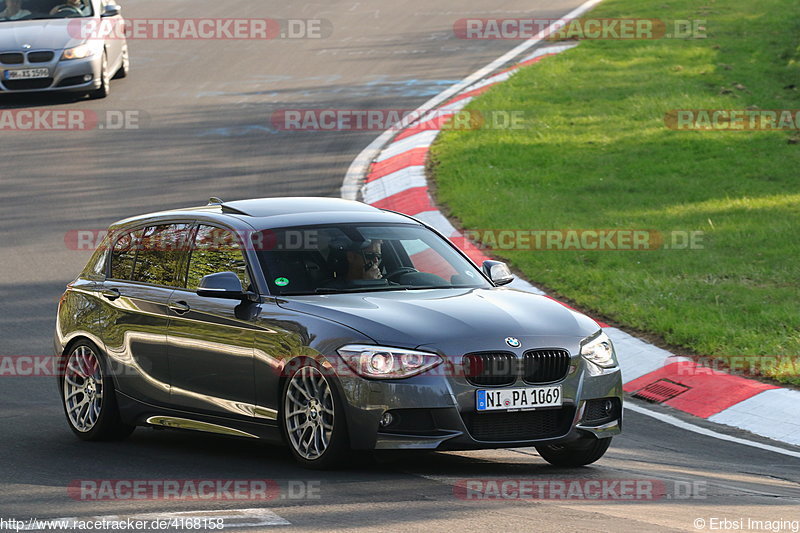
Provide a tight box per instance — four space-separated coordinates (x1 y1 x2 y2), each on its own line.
431 0 800 384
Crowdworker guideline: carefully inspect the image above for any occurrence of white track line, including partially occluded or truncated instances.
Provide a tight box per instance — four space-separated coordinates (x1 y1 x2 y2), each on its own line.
340 0 607 200
625 403 800 459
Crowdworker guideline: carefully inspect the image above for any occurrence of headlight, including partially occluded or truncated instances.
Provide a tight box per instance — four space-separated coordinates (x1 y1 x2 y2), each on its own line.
337 344 443 379
580 331 617 368
61 44 94 60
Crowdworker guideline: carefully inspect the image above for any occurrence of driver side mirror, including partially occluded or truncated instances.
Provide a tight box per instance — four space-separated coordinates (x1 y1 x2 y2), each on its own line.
101 4 120 17
482 260 514 286
196 272 254 300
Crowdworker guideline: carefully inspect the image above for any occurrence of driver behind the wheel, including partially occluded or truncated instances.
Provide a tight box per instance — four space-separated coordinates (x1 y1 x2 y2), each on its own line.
325 238 385 286
345 239 383 281
49 0 87 15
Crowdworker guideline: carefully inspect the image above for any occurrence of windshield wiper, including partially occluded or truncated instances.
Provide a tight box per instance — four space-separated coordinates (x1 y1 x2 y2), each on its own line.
402 285 478 290
271 286 403 296
313 286 408 294
279 285 478 296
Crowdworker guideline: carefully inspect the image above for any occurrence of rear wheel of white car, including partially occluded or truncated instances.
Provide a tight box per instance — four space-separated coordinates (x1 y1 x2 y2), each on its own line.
61 341 134 441
89 51 110 99
536 436 612 467
281 361 349 469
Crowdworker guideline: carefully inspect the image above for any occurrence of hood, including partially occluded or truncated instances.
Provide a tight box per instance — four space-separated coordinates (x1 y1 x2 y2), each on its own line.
277 287 600 353
0 19 84 51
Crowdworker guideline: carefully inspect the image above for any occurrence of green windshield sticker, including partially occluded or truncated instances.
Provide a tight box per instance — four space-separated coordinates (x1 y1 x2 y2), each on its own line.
274 277 290 287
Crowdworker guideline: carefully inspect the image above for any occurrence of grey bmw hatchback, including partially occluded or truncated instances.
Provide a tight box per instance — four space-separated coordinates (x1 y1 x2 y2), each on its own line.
55 197 623 469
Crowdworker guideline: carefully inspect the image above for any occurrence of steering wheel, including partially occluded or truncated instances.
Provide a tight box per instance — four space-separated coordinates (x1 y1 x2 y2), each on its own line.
386 267 418 282
53 5 82 16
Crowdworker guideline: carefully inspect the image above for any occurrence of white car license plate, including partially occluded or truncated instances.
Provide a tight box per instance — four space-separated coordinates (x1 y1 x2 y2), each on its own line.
476 386 562 412
5 68 50 80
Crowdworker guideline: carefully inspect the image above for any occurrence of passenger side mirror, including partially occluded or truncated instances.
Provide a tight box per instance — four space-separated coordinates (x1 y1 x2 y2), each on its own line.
101 4 121 17
482 260 514 286
196 272 251 300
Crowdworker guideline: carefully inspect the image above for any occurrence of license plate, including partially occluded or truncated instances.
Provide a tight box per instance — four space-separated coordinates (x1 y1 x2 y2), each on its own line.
476 386 562 412
5 68 49 80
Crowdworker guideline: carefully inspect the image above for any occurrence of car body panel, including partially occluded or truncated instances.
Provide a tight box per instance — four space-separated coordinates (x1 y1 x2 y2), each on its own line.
275 287 598 349
54 197 623 457
95 280 174 404
165 287 260 419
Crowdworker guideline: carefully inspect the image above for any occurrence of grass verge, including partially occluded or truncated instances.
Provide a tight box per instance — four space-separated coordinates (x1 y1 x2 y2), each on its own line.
430 0 800 384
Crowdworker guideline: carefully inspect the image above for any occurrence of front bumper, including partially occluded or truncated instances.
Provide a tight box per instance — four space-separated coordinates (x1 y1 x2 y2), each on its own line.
337 357 623 451
0 55 101 93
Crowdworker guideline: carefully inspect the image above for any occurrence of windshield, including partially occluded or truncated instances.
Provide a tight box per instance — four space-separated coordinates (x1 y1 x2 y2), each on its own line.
257 223 492 296
0 0 93 21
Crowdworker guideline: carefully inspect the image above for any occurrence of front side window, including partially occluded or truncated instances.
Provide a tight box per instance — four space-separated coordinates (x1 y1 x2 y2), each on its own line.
186 225 251 290
257 223 491 295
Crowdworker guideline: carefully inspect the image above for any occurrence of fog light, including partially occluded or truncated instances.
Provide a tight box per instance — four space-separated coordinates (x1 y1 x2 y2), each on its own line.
379 412 394 428
83 74 92 82
603 399 614 415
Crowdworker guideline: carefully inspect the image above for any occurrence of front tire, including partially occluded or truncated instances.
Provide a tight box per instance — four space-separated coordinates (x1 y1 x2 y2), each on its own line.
281 361 349 469
536 436 612 467
61 341 134 441
89 51 110 99
112 44 129 79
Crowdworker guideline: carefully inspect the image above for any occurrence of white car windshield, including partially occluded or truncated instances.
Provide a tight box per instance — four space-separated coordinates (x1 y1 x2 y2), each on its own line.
0 0 93 21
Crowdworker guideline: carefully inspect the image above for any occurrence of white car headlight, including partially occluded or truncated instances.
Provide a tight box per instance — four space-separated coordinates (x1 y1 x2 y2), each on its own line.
580 331 617 369
337 344 443 379
61 44 94 60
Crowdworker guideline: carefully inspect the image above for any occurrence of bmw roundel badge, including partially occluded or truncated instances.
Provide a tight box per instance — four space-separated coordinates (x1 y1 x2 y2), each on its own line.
505 337 521 348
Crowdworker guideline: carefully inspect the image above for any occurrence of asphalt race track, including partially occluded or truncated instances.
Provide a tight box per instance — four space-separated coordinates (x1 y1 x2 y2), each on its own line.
1 1 798 531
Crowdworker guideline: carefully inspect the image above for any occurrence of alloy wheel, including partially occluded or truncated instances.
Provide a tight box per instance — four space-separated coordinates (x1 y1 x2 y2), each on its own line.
63 345 104 432
284 366 335 460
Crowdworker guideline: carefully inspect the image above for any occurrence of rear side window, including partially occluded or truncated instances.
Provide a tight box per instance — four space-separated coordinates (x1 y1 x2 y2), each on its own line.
110 229 142 280
186 225 250 290
82 233 111 279
131 224 191 286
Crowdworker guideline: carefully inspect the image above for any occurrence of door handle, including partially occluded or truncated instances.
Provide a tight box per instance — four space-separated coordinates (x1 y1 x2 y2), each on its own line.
169 301 191 314
101 288 120 301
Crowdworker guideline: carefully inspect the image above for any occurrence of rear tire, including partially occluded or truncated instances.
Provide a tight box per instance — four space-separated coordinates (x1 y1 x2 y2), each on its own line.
281 360 349 469
61 341 134 441
536 436 612 467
